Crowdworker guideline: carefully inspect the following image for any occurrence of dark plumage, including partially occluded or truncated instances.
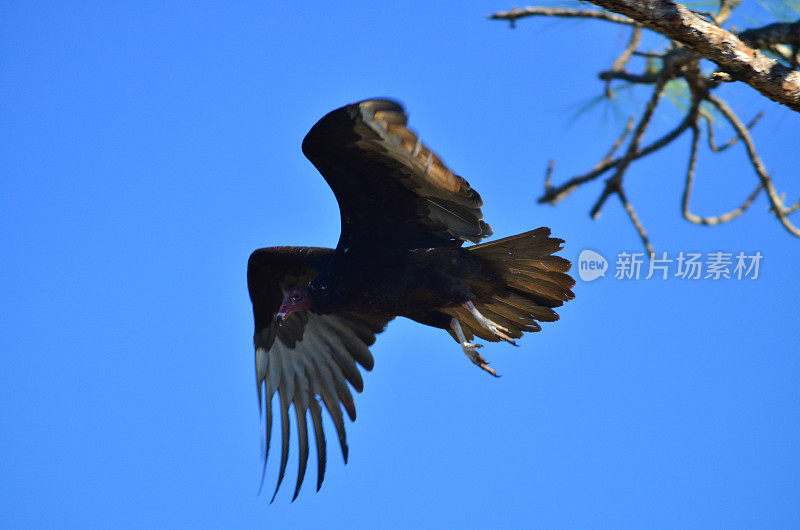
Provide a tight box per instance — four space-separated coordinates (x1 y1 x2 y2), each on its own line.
247 98 575 501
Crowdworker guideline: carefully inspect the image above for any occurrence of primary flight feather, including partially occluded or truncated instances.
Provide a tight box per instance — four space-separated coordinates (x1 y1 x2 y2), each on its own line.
247 98 575 501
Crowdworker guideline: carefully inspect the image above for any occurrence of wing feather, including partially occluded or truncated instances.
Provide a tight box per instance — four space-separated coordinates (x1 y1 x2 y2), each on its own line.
302 98 493 250
291 364 310 501
255 347 267 414
308 399 327 491
312 357 350 463
248 247 390 501
322 352 358 422
314 315 366 392
269 372 290 504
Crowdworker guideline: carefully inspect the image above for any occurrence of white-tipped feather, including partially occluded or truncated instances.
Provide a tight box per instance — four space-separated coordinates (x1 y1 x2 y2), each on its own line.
256 311 385 501
256 347 267 386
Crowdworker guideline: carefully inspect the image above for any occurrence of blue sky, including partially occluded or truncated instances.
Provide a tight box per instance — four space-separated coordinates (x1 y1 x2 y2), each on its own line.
2 1 798 528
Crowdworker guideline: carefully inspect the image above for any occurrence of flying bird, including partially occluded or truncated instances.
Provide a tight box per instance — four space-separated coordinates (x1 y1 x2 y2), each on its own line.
247 98 575 501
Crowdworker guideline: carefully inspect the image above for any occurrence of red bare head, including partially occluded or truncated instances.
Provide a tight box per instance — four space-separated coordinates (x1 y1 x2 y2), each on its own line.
276 286 313 325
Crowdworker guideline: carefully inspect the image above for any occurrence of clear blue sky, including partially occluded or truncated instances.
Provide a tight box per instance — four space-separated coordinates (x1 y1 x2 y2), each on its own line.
2 2 798 528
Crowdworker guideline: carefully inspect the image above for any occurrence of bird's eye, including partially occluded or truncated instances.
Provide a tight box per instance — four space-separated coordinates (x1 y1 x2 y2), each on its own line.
290 293 302 303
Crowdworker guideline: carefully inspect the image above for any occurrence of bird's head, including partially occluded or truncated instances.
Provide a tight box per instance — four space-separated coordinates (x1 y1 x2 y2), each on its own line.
276 286 313 325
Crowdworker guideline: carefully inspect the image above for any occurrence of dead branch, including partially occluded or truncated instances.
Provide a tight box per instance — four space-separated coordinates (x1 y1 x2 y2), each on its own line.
488 7 636 27
707 94 800 236
700 108 763 152
599 70 660 84
632 51 666 58
490 0 798 253
779 198 800 215
681 122 763 225
716 0 742 25
738 21 800 50
606 26 643 98
584 0 800 112
618 186 655 255
539 110 695 205
543 159 555 192
601 116 635 162
590 75 670 220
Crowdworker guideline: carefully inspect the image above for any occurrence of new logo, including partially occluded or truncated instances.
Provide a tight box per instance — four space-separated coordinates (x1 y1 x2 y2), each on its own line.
578 249 608 282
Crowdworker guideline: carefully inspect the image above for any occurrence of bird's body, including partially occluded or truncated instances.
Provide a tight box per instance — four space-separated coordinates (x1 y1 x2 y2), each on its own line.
247 98 575 501
317 246 489 316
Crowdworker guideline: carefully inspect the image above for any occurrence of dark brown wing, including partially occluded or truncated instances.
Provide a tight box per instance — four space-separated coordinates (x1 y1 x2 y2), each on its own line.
302 98 493 250
247 247 391 501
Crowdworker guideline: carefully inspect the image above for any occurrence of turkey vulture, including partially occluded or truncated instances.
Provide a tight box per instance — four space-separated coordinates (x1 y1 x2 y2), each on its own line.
247 98 575 501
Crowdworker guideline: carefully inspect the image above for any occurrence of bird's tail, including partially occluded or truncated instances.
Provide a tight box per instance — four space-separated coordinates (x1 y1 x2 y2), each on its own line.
447 227 575 342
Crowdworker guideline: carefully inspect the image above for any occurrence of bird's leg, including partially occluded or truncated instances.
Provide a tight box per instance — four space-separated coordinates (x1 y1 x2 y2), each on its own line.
463 300 517 345
449 318 499 377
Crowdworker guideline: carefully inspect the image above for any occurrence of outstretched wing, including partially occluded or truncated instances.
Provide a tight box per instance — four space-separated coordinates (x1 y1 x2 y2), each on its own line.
247 247 390 501
302 98 493 250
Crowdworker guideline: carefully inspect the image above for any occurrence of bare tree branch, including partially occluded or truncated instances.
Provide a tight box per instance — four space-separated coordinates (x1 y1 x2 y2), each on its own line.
606 26 643 98
584 0 800 111
716 0 743 25
779 198 800 215
590 75 668 219
682 122 763 225
738 20 800 50
543 159 555 192
491 1 798 252
618 186 655 255
539 110 695 205
768 43 800 68
601 116 635 162
599 70 660 84
488 7 636 27
707 94 800 236
632 50 666 58
700 108 763 152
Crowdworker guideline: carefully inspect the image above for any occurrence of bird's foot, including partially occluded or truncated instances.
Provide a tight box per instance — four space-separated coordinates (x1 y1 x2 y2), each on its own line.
463 301 517 345
461 341 499 377
450 317 500 377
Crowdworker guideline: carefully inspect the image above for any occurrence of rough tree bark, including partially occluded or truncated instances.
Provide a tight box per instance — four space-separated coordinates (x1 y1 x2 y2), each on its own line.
587 0 800 111
489 0 800 252
492 0 800 112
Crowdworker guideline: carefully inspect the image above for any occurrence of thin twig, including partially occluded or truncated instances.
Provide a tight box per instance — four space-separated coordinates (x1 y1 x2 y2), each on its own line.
617 186 655 255
538 110 694 204
716 0 742 25
700 108 763 152
599 70 661 84
543 159 555 191
632 50 665 58
590 75 669 219
738 20 800 50
606 26 643 98
488 7 636 27
763 44 796 65
682 122 763 225
586 0 800 112
600 116 635 163
708 94 800 236
779 198 800 215
539 116 634 204
494 0 796 246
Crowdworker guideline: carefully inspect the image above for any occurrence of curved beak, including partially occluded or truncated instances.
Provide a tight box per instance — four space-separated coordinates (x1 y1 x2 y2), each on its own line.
275 312 287 326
